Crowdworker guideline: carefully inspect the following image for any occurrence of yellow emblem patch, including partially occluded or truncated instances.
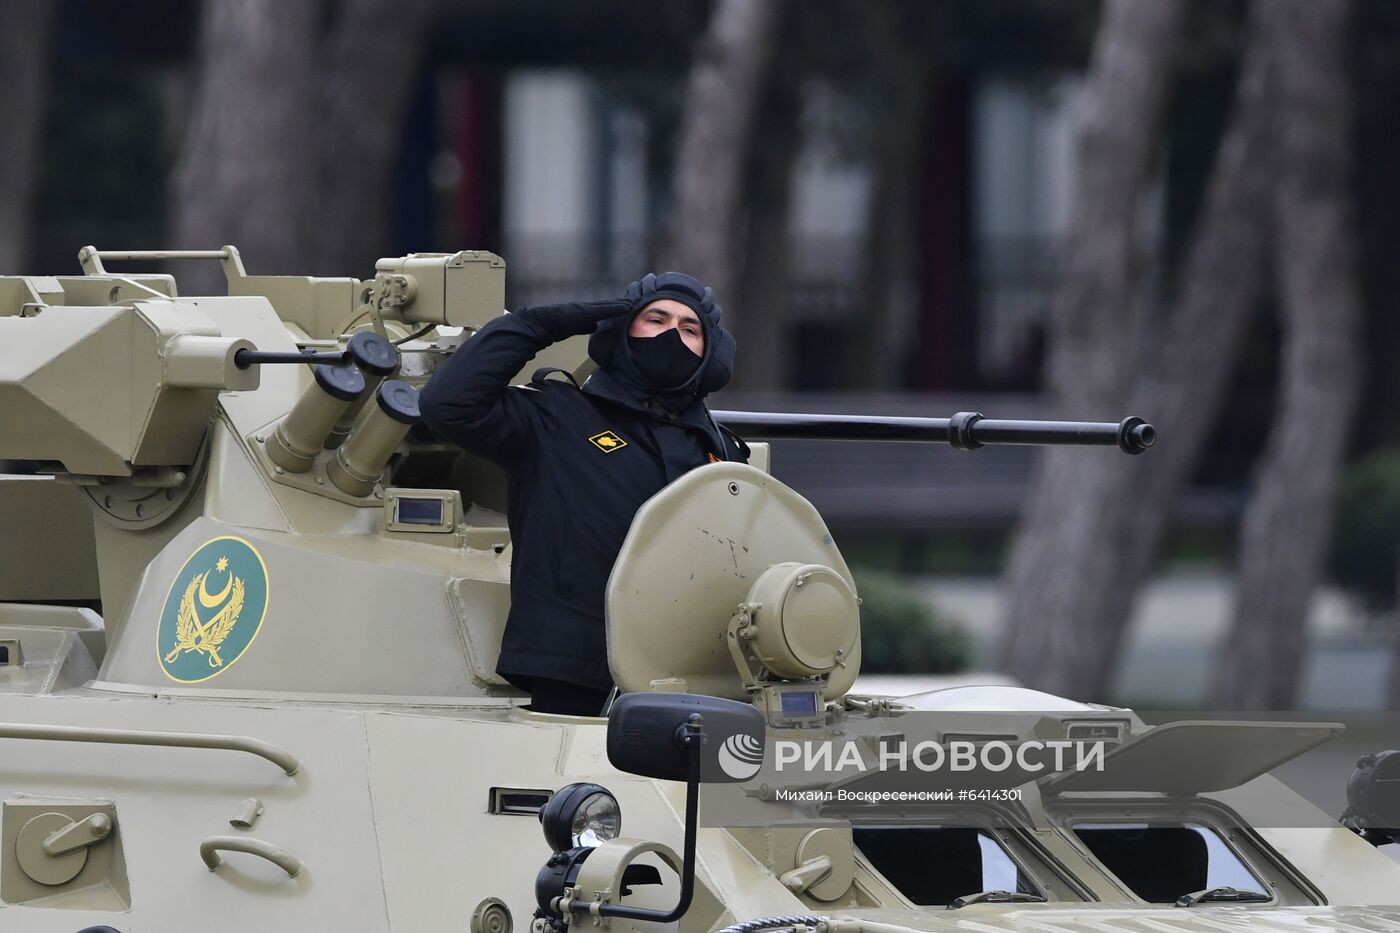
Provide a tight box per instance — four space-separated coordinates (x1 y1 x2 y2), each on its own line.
589 430 628 453
157 535 269 683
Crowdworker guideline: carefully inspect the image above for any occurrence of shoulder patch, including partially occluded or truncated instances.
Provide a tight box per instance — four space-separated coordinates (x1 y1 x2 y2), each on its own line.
589 430 629 453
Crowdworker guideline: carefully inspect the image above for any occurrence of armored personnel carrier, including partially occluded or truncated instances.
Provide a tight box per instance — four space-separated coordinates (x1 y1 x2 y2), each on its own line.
0 247 1396 932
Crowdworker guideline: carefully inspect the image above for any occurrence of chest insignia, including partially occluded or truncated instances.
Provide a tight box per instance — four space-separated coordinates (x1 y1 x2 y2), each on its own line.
588 430 629 453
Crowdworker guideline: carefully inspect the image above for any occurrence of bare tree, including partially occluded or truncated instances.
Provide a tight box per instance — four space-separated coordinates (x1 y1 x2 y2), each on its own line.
1213 0 1363 710
174 0 439 290
998 0 1189 696
309 0 440 278
851 70 927 389
1100 6 1279 688
728 81 799 391
661 0 784 312
172 0 320 292
0 1 54 272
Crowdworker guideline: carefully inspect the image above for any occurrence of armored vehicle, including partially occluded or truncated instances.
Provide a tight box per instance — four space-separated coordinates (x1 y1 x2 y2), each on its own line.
0 247 1396 932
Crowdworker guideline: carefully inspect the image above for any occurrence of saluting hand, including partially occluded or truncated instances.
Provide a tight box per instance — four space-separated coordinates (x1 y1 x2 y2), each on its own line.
525 298 633 343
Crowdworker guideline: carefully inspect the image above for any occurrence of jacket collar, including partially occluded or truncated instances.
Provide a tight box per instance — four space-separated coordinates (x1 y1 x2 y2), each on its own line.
582 368 726 454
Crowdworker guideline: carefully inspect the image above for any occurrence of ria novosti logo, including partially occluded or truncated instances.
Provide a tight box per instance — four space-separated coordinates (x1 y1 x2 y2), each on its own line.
714 734 1110 782
718 732 765 780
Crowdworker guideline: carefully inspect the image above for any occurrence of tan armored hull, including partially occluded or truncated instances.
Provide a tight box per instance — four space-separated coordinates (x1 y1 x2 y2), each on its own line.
1 248 1396 932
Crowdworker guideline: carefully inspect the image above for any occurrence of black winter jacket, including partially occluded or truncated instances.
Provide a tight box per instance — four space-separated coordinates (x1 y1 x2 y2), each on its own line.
417 303 746 690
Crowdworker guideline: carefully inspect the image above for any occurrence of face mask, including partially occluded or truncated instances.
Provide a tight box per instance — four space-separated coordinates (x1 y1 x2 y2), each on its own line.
627 328 702 389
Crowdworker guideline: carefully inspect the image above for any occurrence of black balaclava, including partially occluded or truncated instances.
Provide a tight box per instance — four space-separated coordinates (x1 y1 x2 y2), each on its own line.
627 328 701 388
587 271 736 413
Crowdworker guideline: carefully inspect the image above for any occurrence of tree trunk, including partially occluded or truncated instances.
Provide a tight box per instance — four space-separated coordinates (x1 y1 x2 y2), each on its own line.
309 0 440 278
172 0 320 293
727 81 799 392
0 1 53 272
849 72 928 389
997 0 1188 697
1045 0 1188 412
1213 0 1363 710
1097 3 1279 689
660 0 783 312
1000 0 1290 700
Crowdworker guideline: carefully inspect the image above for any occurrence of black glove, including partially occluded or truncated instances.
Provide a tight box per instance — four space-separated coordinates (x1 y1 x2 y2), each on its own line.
526 298 633 343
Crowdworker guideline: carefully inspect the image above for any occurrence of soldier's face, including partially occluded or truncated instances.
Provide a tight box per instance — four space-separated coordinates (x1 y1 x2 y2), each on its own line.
629 299 704 356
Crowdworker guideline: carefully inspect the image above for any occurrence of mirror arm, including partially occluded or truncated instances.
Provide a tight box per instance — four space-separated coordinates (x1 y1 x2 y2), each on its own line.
573 716 704 924
1361 829 1398 846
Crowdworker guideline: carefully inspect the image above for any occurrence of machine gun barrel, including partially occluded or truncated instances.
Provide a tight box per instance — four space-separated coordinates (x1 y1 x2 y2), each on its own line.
710 411 1156 455
235 349 345 368
234 331 399 373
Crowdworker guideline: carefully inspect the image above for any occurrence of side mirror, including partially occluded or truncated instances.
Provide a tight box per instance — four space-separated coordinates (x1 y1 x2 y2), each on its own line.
535 693 766 932
1344 749 1400 845
607 692 766 784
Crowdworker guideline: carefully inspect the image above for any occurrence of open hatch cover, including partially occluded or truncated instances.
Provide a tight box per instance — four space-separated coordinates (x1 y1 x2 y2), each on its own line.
1041 720 1343 795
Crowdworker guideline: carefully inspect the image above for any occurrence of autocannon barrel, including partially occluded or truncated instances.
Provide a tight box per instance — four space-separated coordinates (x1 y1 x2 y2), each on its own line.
234 349 345 367
710 411 1156 455
234 331 398 373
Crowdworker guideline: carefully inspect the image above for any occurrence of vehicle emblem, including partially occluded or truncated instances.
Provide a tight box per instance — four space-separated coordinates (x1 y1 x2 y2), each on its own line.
157 536 269 683
589 430 628 453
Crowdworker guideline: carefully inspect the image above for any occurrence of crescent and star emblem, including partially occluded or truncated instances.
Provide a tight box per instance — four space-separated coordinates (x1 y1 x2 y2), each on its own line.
163 555 246 668
198 555 233 608
158 536 268 683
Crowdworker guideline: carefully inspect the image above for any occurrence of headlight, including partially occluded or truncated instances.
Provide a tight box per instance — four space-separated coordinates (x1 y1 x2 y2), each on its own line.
539 783 622 852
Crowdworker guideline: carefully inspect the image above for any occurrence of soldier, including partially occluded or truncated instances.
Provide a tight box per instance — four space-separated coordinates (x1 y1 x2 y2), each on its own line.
419 272 746 715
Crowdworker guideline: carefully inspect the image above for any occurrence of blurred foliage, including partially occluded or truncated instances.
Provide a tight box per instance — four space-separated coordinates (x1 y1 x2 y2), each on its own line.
852 566 971 674
1158 528 1235 566
843 531 1008 576
1327 448 1400 612
846 527 1237 579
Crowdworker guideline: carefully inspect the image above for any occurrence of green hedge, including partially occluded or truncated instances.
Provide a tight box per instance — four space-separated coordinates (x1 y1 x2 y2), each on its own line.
1328 448 1400 611
852 566 971 674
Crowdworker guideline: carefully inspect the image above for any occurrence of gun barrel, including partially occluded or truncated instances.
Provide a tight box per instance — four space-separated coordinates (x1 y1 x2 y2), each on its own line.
236 349 343 368
235 332 399 373
710 411 1156 455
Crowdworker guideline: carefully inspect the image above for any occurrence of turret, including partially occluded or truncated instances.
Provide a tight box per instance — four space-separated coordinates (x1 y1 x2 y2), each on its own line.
0 291 258 476
1 243 1154 714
